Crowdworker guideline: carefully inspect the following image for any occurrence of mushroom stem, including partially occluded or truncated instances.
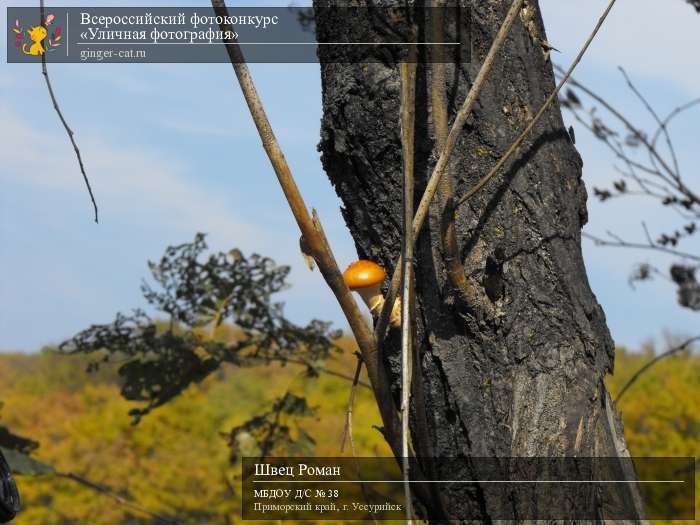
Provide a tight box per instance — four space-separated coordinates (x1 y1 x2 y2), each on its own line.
356 286 402 327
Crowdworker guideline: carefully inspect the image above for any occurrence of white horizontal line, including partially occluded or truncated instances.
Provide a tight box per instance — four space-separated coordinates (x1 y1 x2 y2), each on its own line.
252 480 684 483
74 42 461 45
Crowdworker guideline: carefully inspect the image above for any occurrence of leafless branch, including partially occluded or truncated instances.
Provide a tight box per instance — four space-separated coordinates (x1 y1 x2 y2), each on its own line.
56 471 179 525
557 67 700 211
266 356 371 390
618 66 681 179
557 66 700 273
39 1 99 223
565 101 696 220
582 231 700 262
652 98 700 152
614 335 700 402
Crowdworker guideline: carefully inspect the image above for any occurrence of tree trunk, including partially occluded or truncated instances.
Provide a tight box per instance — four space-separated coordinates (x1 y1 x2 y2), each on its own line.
315 1 640 521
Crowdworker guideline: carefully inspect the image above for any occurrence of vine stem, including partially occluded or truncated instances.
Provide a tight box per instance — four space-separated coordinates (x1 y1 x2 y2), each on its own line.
375 0 526 342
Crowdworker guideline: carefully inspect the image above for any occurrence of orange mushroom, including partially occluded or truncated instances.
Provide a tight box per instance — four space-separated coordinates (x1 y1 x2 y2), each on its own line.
343 260 401 327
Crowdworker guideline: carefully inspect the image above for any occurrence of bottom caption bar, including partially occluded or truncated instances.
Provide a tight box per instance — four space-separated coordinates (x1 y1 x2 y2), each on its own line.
241 456 695 521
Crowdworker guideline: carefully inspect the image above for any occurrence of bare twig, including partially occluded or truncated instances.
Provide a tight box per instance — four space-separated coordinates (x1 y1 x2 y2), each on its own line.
270 356 371 390
455 0 620 209
210 0 406 465
562 93 700 225
652 98 700 152
375 0 527 343
340 354 363 454
560 70 676 187
617 66 680 179
641 222 655 246
582 231 700 262
340 356 379 525
614 335 700 402
399 58 417 523
39 1 98 223
430 0 449 154
56 471 179 525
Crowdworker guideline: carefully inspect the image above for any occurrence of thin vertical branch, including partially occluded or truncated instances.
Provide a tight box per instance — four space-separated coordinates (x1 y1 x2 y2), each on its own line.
399 57 417 523
212 3 441 509
39 0 99 223
375 0 526 343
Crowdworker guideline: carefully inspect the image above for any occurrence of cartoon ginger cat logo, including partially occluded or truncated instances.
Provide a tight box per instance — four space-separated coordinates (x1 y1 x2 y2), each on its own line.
12 14 61 57
22 25 48 55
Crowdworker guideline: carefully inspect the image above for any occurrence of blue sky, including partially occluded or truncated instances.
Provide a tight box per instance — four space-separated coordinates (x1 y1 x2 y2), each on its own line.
1 0 698 352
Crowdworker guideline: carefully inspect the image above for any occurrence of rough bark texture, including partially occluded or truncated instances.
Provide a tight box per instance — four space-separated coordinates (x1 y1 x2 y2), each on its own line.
315 1 638 521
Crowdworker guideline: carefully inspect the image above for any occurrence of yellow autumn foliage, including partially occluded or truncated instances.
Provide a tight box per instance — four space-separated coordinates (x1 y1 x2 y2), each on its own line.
0 340 387 524
0 338 695 524
606 344 699 525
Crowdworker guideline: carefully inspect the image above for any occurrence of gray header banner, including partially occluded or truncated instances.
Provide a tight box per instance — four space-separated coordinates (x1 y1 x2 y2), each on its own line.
7 6 471 63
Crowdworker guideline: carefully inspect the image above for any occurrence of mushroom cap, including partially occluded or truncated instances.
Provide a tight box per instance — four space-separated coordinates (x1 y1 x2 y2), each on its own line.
343 260 386 290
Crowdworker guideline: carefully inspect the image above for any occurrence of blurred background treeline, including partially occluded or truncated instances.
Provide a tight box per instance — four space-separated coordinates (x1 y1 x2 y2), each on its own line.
0 336 697 524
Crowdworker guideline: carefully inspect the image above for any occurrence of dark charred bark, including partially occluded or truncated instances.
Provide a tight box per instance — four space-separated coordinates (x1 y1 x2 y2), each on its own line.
315 1 641 522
